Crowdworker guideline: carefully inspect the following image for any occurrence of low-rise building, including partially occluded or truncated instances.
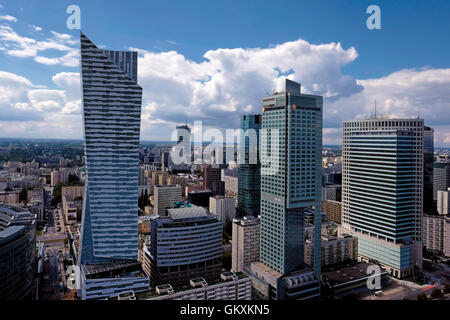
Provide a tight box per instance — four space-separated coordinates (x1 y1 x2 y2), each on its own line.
148 206 223 286
322 200 342 224
304 234 358 268
135 272 251 300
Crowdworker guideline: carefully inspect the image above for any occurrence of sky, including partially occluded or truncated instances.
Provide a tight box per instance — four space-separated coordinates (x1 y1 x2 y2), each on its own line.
0 0 449 146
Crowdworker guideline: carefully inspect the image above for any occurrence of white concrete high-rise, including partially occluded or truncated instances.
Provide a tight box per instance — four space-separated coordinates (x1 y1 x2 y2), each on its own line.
209 195 236 223
154 185 182 216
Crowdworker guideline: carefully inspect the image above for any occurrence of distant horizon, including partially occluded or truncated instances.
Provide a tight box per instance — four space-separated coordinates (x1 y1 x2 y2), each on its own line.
1 137 450 149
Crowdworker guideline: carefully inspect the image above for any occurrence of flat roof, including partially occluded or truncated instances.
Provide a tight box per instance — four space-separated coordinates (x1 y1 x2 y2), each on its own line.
167 206 208 219
322 262 387 286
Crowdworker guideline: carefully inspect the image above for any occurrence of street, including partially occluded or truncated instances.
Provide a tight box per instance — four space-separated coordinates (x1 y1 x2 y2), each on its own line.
37 194 67 300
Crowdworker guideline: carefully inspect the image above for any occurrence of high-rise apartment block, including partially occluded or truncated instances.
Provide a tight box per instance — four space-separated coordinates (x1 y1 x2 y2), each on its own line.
422 214 450 256
231 217 260 272
423 126 434 212
437 188 450 215
321 200 342 224
341 118 424 278
237 114 261 218
51 169 68 186
433 161 450 204
153 185 182 216
209 195 236 223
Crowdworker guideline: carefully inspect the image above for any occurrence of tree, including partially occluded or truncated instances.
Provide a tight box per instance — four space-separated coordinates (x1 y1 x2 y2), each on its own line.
443 284 450 294
68 173 80 184
220 252 232 270
430 288 443 298
417 293 427 300
19 187 28 203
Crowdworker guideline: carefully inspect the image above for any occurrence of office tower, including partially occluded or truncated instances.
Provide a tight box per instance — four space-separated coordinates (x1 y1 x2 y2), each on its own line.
231 217 260 272
341 118 424 279
203 165 225 196
161 150 170 171
0 205 36 300
170 125 191 171
78 32 149 299
433 161 450 204
423 126 434 213
154 185 182 216
248 79 322 300
146 206 223 286
209 195 236 223
236 114 261 218
437 188 450 215
188 189 213 208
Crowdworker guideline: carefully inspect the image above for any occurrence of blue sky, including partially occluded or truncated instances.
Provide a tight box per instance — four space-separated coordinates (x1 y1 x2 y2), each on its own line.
0 0 449 146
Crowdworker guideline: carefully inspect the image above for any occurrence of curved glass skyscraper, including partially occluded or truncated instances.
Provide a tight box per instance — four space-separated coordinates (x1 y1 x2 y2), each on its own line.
79 32 142 264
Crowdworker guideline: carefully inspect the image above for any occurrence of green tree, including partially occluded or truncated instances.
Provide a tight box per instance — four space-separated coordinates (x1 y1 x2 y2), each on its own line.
417 293 427 300
220 252 232 270
19 187 28 203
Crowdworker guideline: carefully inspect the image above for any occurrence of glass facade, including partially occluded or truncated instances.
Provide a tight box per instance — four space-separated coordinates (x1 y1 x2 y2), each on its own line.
259 80 322 277
342 118 424 272
78 32 142 264
237 114 261 218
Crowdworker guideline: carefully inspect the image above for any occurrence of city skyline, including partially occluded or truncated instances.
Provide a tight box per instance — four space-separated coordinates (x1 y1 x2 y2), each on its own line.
1 0 450 305
0 1 449 146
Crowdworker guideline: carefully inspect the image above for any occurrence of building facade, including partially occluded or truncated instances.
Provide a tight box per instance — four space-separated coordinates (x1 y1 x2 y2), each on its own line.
321 200 342 224
437 188 450 215
203 165 225 196
77 32 149 298
153 185 182 216
341 118 424 278
148 206 223 286
209 195 236 223
423 126 434 213
433 161 450 204
304 234 358 267
136 272 251 300
231 217 260 272
237 114 261 218
0 205 36 300
422 214 450 256
259 79 322 276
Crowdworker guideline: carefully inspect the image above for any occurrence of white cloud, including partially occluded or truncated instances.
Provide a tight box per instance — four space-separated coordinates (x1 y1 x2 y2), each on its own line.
31 25 42 32
0 15 17 22
0 70 81 128
0 37 449 147
0 24 78 67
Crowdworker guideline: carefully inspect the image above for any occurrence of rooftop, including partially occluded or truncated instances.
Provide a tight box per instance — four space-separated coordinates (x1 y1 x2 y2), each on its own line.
322 262 387 287
135 272 249 300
